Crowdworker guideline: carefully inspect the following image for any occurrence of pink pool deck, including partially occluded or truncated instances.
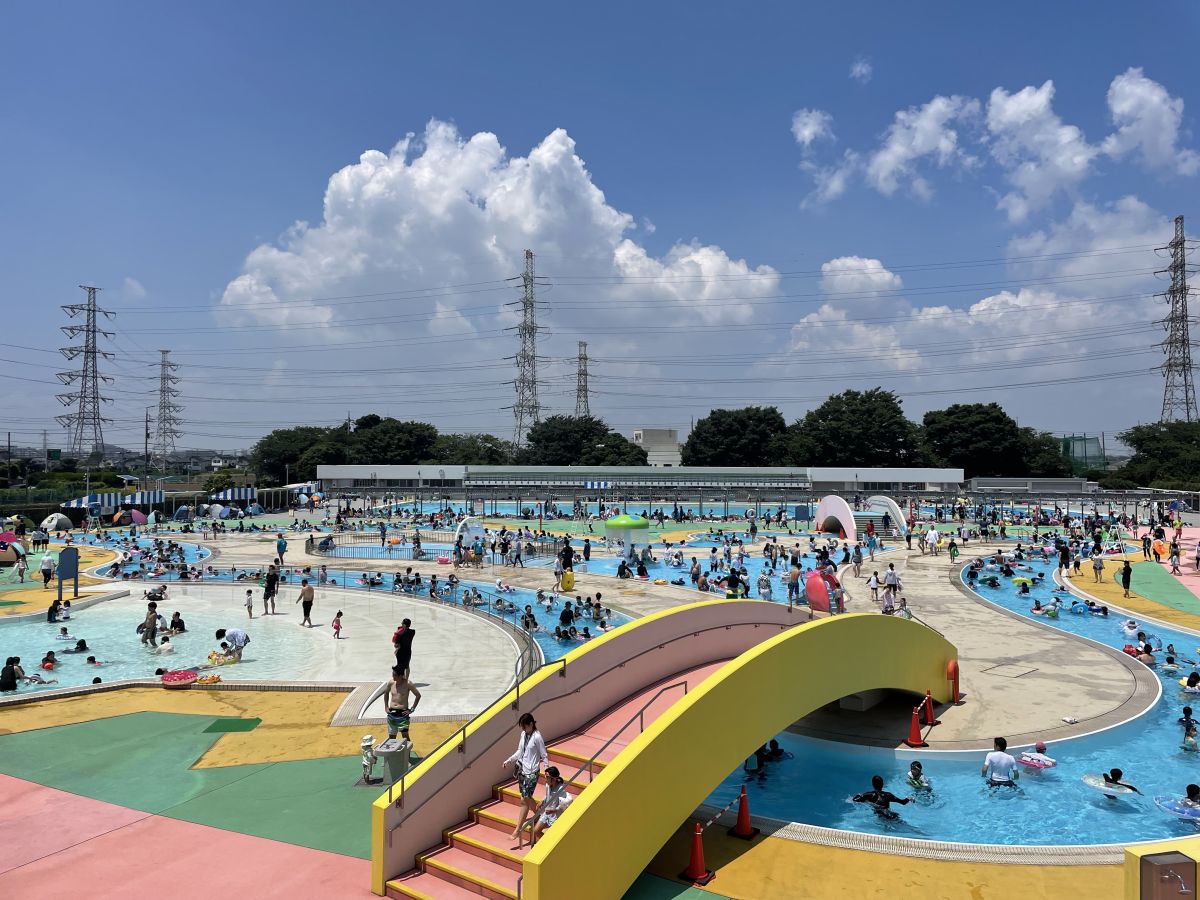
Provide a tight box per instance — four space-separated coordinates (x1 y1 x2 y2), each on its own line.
0 774 372 899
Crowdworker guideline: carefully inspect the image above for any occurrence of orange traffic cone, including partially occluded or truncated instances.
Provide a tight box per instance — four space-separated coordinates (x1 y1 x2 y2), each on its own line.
922 690 941 727
728 785 760 840
680 822 715 885
903 707 928 748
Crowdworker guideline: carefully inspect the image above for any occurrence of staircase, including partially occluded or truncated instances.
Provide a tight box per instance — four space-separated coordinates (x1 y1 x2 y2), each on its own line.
386 662 726 899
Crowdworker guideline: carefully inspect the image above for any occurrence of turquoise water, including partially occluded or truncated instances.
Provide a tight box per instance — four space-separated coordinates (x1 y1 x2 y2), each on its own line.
704 552 1200 845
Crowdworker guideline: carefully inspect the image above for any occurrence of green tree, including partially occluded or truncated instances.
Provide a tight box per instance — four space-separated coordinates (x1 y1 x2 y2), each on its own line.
349 418 439 464
431 433 512 465
785 389 924 466
680 407 788 467
922 403 1026 478
250 426 335 484
521 416 647 466
1018 429 1072 477
1110 421 1200 491
295 441 347 480
203 471 235 494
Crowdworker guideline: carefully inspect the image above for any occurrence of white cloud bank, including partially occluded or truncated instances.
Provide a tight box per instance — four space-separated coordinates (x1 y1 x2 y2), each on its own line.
797 68 1197 216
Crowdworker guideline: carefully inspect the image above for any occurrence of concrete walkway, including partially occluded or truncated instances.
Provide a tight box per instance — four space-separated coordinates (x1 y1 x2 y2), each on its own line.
805 541 1159 750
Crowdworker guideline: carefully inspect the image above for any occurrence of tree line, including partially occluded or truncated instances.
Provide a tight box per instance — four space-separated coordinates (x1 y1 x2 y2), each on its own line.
248 390 1200 490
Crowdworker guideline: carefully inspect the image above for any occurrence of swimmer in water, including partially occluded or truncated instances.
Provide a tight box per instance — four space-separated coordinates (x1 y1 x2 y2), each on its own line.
851 775 912 819
907 761 932 790
1102 767 1141 794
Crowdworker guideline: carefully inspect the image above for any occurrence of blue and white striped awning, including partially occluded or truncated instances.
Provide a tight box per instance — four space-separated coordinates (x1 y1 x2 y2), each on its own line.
211 487 257 501
61 492 124 509
123 490 165 506
289 482 318 493
583 481 611 490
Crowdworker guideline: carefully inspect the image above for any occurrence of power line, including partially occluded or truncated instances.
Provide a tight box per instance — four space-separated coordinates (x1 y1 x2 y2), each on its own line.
1158 215 1197 422
54 285 115 456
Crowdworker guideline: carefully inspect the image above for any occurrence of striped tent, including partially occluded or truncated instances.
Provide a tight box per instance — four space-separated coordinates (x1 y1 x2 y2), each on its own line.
61 492 124 509
211 487 257 501
123 490 165 506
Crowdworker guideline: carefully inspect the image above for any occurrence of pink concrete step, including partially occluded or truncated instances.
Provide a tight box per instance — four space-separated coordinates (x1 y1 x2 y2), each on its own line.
387 868 484 900
418 845 520 900
471 795 528 832
493 773 586 805
444 821 529 872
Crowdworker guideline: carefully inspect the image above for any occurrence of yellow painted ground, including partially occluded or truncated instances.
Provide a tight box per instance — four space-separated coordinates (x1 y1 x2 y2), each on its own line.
0 686 466 768
1 545 118 616
647 824 1122 900
1064 555 1200 630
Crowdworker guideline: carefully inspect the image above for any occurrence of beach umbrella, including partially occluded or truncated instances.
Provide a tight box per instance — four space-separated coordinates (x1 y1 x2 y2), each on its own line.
147 511 161 524
129 509 148 525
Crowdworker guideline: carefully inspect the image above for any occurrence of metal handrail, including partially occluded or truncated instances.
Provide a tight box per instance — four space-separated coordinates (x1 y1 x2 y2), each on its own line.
563 679 689 786
382 617 795 837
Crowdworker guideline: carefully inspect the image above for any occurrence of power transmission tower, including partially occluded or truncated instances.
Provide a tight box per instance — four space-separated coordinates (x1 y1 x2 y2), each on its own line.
509 249 543 448
55 285 115 457
152 349 182 468
574 341 591 417
1157 215 1198 422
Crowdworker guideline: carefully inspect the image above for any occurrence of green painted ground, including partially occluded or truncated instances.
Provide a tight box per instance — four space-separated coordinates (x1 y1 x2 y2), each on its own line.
0 711 375 858
624 874 725 899
1130 560 1200 613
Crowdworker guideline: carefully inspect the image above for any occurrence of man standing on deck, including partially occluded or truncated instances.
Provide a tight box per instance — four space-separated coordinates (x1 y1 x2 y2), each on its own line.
393 618 415 679
276 533 288 565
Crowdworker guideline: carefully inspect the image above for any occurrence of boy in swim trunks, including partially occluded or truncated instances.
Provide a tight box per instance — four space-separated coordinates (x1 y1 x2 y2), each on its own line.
384 666 420 741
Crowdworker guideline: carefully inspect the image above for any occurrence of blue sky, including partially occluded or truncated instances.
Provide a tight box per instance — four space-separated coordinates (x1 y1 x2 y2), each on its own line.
2 1 1198 454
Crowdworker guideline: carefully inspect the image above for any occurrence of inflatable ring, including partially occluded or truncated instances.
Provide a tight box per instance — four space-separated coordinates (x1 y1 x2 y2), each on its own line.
436 555 450 564
1082 773 1134 796
161 670 198 689
1156 796 1200 821
195 674 221 685
653 579 668 585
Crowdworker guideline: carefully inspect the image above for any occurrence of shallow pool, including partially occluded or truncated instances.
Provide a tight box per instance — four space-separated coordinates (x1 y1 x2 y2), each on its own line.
0 574 629 694
704 552 1200 845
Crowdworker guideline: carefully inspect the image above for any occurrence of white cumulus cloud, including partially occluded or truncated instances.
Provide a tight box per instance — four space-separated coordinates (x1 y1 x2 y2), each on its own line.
1102 67 1200 176
849 59 873 84
985 80 1099 222
791 109 834 149
866 95 981 199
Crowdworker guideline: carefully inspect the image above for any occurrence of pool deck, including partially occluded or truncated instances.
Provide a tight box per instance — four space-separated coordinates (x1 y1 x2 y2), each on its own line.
5 525 1192 899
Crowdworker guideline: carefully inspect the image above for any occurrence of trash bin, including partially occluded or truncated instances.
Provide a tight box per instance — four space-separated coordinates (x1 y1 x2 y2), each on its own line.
375 738 411 783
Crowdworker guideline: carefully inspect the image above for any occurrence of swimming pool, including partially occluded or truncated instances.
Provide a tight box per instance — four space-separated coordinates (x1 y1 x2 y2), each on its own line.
703 553 1200 846
0 575 629 695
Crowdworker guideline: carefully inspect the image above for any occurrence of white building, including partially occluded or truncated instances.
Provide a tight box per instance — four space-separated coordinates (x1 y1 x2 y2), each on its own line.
631 428 681 467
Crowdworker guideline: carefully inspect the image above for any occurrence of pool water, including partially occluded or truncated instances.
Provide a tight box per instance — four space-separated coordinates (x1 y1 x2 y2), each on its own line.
0 574 629 694
570 542 895 603
704 552 1200 846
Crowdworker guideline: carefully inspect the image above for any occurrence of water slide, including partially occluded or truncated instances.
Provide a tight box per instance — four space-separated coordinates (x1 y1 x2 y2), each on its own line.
372 601 956 899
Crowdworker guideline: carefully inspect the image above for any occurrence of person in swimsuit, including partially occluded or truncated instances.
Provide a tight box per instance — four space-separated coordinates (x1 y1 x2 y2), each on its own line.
384 666 420 741
140 601 159 647
296 579 314 627
852 775 912 818
263 564 279 615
